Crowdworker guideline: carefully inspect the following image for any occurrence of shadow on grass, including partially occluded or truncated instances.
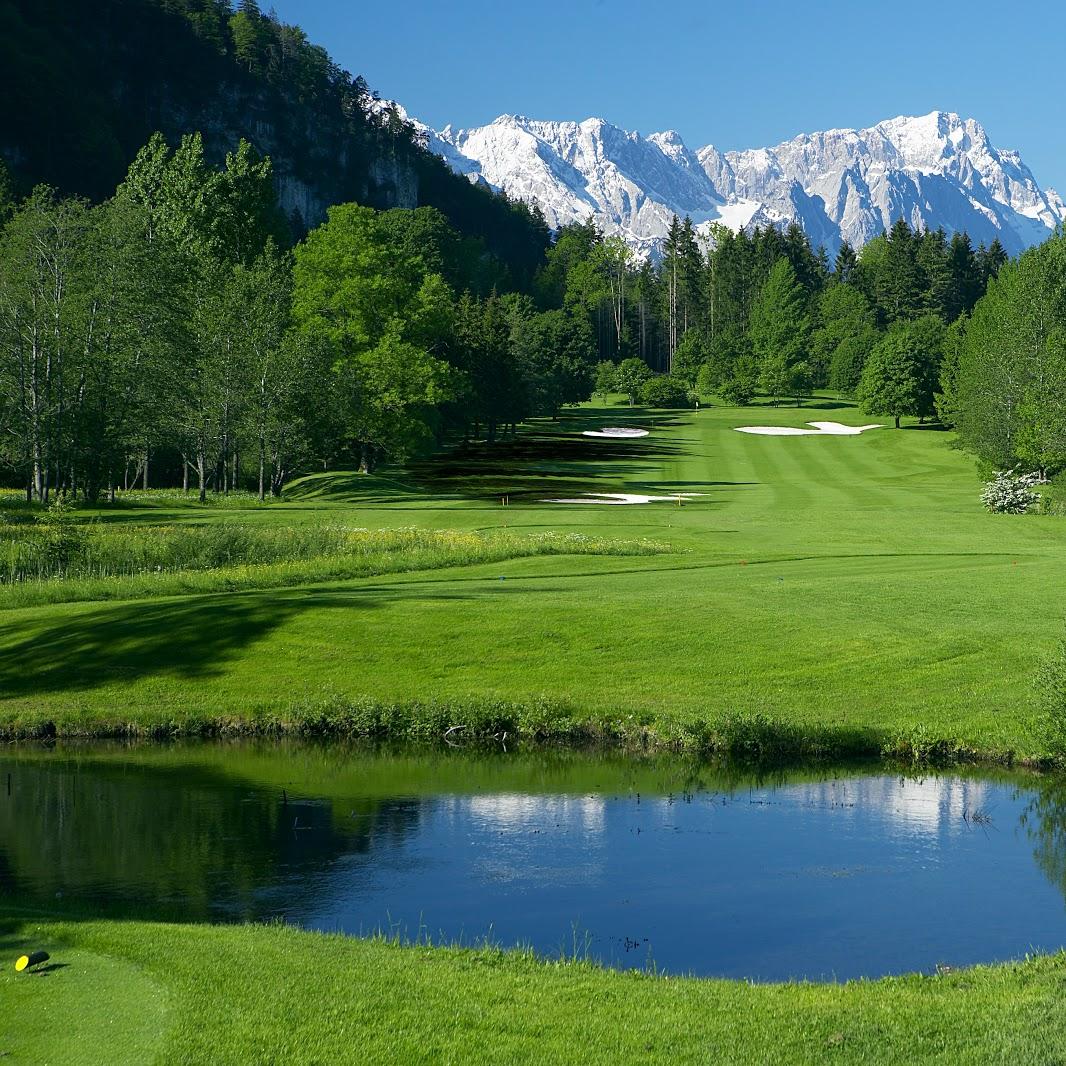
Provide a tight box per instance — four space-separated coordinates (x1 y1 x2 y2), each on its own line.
407 428 695 503
0 596 310 698
0 583 568 699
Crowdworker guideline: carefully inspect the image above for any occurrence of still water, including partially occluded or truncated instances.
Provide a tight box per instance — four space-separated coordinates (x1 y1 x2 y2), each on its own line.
3 742 1066 981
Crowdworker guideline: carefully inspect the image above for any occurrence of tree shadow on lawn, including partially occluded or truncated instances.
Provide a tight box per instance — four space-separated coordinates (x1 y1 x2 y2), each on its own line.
408 431 695 503
0 584 509 699
739 396 860 411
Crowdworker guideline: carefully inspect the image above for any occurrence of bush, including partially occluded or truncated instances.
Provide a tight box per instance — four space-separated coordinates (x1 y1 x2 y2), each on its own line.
34 498 88 574
694 363 720 398
882 724 972 766
718 375 756 406
828 333 872 394
639 375 689 408
981 468 1042 514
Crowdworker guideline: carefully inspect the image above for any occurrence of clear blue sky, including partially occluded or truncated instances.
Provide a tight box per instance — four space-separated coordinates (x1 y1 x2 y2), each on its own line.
267 0 1065 190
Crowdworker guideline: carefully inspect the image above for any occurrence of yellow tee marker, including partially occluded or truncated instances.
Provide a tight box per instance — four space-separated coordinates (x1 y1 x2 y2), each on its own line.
14 951 49 972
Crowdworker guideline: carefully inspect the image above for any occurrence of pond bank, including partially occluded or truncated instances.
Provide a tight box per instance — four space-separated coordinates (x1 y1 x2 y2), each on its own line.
0 695 1050 768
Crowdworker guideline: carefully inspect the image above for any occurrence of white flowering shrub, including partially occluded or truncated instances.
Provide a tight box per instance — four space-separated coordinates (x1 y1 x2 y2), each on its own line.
981 469 1041 514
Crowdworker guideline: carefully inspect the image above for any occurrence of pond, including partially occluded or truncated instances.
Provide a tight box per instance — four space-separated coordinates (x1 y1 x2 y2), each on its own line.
3 741 1066 982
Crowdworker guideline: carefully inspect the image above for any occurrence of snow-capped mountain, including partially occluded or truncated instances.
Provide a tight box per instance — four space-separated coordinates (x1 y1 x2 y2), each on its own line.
417 109 1064 258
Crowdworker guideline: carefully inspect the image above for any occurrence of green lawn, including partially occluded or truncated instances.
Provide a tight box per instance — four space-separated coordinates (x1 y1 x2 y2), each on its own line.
2 396 1063 753
3 918 1066 1065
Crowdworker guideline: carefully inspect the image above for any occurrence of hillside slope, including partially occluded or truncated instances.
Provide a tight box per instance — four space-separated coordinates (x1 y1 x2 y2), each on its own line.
0 0 548 281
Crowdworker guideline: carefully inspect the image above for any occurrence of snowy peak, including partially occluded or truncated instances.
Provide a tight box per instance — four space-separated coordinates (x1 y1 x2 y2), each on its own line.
423 108 1064 258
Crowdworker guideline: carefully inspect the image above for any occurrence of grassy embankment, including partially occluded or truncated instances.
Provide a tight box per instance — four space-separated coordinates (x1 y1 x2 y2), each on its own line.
1 395 1063 756
5 917 1066 1065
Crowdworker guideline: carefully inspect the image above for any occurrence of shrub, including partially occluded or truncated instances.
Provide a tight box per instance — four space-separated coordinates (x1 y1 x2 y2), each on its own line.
1038 634 1066 756
695 363 720 399
639 375 688 408
717 375 756 406
882 724 971 766
33 498 88 574
981 468 1042 514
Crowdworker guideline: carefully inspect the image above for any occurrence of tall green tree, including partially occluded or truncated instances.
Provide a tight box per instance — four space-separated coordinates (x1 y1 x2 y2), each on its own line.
834 241 858 284
810 283 878 391
293 203 456 470
0 189 92 502
748 259 811 404
615 357 652 406
952 234 1066 473
858 315 944 428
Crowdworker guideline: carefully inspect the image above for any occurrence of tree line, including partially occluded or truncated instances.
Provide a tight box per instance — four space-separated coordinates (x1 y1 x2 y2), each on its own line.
561 213 1007 409
2 119 1062 504
0 135 595 503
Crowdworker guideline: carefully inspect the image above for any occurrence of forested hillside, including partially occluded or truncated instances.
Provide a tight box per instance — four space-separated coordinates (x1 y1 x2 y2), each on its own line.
0 0 549 286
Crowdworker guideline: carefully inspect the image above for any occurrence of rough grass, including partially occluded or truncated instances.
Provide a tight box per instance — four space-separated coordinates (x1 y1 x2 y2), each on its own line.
0 695 884 768
0 525 669 608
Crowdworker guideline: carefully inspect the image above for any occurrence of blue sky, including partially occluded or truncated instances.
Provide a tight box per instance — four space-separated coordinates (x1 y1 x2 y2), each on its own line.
267 0 1066 190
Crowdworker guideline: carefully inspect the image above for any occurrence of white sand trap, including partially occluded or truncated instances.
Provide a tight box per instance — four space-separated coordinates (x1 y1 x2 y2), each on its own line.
582 427 650 438
735 421 885 437
544 492 704 506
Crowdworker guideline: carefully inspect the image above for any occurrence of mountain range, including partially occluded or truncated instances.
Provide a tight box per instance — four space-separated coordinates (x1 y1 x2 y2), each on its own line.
409 109 1065 258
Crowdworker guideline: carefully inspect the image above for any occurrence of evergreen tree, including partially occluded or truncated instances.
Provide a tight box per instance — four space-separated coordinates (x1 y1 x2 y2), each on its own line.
878 217 925 322
748 259 811 404
978 239 1009 287
916 228 951 319
783 221 826 295
810 283 879 393
945 232 981 320
590 236 633 358
661 216 684 365
834 241 858 284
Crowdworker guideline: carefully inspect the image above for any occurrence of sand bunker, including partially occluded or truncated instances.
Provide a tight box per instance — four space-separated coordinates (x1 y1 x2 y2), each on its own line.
545 492 704 506
735 421 884 436
582 427 650 438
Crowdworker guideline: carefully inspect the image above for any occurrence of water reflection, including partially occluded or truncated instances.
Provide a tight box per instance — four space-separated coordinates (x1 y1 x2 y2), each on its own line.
1 743 1065 981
